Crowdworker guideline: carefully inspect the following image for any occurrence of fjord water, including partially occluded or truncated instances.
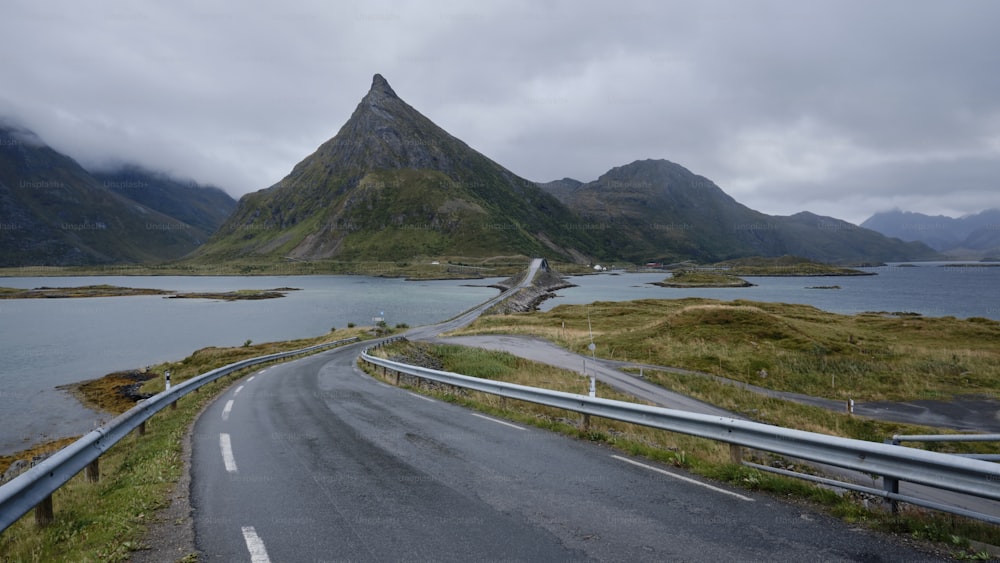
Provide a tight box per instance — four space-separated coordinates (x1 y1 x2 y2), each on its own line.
542 262 1000 320
0 275 504 454
1 262 998 454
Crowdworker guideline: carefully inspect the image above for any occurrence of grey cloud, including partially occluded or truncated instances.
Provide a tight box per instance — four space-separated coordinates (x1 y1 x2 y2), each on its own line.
0 0 996 222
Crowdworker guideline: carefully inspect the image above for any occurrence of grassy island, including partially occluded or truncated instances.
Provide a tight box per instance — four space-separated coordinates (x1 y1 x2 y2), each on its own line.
0 285 170 299
714 256 875 276
0 285 296 300
654 270 754 288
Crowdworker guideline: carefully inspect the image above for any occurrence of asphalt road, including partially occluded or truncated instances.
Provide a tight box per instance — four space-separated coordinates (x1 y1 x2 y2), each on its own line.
427 334 1000 521
190 340 945 561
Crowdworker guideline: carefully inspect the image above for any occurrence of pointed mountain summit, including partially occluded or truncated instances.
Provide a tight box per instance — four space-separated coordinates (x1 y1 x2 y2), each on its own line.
197 74 600 262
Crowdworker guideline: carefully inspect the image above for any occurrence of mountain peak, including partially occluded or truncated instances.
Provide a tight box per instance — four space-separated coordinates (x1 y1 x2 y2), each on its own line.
367 73 398 101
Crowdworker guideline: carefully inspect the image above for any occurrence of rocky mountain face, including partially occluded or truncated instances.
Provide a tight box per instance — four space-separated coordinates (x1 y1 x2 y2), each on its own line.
539 159 937 264
195 75 602 263
0 124 226 266
862 209 1000 259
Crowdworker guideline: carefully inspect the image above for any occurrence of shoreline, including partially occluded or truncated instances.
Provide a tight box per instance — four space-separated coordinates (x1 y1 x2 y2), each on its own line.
0 285 297 300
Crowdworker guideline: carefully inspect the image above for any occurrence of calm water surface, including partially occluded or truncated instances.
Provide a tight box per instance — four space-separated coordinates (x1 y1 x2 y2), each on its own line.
542 262 1000 320
1 262 997 454
0 275 503 453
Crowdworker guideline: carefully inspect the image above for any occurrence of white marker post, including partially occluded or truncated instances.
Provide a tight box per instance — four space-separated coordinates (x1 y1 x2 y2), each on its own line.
587 310 597 398
164 370 171 390
587 342 597 398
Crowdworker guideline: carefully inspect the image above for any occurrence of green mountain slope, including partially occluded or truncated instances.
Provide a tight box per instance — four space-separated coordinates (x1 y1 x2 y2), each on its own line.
90 166 237 234
194 75 601 263
0 125 208 266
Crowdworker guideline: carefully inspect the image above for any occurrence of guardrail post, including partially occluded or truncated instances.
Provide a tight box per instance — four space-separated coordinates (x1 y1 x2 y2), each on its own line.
729 443 743 464
882 438 900 513
138 420 146 436
86 458 100 483
170 400 178 410
35 495 53 526
580 413 591 432
883 476 900 514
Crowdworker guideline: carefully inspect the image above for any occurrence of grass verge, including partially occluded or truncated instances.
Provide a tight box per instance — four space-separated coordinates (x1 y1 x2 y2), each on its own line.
0 328 370 562
363 340 1000 556
449 297 1000 403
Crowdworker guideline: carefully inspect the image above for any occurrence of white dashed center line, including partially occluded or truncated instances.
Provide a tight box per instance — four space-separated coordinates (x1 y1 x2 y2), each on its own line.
233 384 245 396
248 375 256 383
220 433 238 473
470 413 526 431
241 525 272 563
611 455 753 502
221 399 234 421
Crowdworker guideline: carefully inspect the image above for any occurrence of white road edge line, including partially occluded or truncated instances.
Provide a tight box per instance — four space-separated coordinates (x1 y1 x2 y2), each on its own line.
248 375 255 382
470 413 526 431
221 399 234 421
610 455 753 502
220 433 238 473
407 392 435 403
234 384 245 396
241 525 272 563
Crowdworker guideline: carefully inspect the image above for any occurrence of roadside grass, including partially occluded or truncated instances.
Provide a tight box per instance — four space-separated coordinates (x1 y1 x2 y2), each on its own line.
364 340 1000 553
448 298 1000 403
0 328 369 562
633 368 995 457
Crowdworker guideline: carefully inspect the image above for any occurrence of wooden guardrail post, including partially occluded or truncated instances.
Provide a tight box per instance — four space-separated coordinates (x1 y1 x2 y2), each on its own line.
729 443 743 464
35 495 53 526
86 458 100 483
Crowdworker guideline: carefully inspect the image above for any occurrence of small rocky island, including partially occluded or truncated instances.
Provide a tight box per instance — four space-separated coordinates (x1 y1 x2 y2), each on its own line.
653 270 755 288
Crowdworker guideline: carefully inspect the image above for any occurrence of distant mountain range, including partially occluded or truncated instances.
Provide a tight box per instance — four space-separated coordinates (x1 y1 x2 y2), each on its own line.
194 75 935 266
0 123 236 266
3 75 941 267
90 166 235 235
538 160 936 263
861 209 1000 259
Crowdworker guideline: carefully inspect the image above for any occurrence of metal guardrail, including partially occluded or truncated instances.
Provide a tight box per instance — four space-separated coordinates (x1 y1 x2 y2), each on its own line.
0 337 359 532
360 347 1000 524
889 434 1000 462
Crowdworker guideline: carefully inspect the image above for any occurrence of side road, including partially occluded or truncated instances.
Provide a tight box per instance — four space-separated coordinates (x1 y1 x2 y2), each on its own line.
426 334 1000 433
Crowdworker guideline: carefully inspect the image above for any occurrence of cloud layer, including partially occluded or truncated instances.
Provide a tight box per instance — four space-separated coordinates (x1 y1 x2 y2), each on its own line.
2 0 998 224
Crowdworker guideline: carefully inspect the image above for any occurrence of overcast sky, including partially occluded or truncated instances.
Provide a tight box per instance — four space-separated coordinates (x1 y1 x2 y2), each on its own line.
2 0 998 224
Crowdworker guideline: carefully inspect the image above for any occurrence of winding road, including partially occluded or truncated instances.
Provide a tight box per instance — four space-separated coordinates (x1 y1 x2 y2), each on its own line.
190 341 942 561
186 259 946 560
